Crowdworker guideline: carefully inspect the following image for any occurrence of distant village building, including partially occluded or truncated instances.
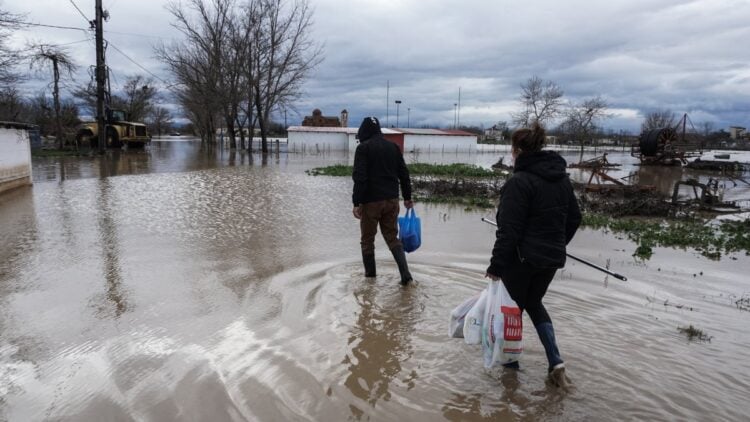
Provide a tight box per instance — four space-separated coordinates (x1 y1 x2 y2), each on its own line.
729 126 746 140
484 125 505 140
301 109 348 128
287 126 477 153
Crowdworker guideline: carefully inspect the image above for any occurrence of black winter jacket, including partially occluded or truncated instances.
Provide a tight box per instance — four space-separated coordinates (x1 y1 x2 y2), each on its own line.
352 135 412 206
487 150 581 276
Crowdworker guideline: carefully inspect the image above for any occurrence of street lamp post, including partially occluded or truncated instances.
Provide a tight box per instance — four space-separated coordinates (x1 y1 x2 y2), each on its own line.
407 107 410 128
453 103 458 129
395 100 402 127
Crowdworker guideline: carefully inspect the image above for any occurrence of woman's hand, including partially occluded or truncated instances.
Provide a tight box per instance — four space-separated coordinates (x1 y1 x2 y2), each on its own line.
485 272 500 281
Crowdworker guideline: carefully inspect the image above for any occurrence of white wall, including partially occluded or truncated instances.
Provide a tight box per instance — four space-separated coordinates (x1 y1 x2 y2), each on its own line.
404 135 476 153
288 131 349 152
0 127 32 194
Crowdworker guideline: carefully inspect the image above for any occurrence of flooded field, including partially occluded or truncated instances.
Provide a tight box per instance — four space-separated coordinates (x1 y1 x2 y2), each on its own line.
2 140 749 421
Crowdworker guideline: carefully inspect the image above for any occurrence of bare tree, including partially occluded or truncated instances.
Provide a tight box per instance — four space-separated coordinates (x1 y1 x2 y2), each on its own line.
511 75 564 127
119 75 157 121
147 106 172 136
0 5 24 85
0 86 26 121
29 44 77 149
250 0 322 153
157 0 320 151
698 121 714 138
157 0 235 144
561 96 610 160
71 82 97 118
641 109 676 132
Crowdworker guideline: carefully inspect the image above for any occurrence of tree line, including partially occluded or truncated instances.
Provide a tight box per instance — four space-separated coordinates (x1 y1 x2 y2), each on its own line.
155 0 322 152
1 3 176 147
483 75 731 157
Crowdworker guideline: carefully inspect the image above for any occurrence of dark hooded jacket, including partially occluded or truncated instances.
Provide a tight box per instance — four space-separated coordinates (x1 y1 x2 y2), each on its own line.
487 150 581 276
352 134 412 205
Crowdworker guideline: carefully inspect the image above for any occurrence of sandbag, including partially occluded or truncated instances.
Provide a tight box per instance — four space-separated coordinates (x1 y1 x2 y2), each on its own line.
398 208 421 253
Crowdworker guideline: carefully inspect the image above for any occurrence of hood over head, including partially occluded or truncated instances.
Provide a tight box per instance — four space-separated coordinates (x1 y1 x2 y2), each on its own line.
513 150 568 181
357 116 382 142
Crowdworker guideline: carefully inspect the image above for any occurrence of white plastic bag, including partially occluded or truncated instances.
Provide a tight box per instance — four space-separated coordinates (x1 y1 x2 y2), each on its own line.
449 294 480 338
482 280 523 368
462 289 488 345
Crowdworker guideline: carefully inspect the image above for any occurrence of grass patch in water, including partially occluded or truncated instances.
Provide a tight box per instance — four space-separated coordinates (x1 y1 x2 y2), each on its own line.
306 163 495 177
413 195 494 209
678 325 712 342
581 214 750 260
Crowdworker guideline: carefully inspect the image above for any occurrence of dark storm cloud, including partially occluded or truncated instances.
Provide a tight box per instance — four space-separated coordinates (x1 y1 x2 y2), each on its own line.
7 0 749 132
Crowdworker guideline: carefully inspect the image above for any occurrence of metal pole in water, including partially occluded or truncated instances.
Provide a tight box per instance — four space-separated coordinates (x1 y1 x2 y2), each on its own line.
480 218 627 281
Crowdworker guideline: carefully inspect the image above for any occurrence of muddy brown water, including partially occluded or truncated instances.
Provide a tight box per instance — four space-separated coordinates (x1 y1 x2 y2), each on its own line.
2 140 749 421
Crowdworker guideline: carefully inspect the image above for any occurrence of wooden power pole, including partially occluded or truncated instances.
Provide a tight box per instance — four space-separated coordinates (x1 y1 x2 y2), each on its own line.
95 0 106 153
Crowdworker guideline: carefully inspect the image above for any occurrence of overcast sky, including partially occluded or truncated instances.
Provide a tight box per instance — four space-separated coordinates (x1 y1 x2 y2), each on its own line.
6 0 750 133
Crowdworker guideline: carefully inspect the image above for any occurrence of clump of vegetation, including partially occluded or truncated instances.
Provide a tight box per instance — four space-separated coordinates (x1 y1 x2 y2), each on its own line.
678 325 712 342
582 214 750 260
306 163 496 178
407 163 496 177
306 164 351 176
736 294 750 312
306 164 750 260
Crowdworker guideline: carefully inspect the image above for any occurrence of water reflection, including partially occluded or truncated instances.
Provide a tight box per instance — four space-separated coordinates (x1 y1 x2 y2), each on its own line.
94 174 128 317
343 281 418 418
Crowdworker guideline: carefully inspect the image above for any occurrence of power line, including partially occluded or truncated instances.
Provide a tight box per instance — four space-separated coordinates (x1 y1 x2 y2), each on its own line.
105 40 170 86
68 0 91 22
105 30 165 40
19 21 89 33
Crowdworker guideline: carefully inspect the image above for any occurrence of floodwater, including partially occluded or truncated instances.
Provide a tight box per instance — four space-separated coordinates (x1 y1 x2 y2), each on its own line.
2 139 749 421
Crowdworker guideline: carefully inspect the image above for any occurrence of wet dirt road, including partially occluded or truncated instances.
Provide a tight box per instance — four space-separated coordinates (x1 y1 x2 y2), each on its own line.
2 140 749 421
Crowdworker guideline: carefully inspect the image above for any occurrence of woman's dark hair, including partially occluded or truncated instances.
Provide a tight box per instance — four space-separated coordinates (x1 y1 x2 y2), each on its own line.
511 121 546 154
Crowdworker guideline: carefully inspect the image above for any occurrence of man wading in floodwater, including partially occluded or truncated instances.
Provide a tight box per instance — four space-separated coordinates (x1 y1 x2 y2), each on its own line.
352 117 414 285
486 122 581 388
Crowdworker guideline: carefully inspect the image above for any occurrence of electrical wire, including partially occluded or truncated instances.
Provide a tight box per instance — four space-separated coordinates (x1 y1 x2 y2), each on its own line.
105 40 171 86
18 21 89 32
67 0 91 22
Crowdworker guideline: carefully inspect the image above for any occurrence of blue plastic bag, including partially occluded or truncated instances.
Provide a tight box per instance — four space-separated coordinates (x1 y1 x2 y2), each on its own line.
398 208 421 253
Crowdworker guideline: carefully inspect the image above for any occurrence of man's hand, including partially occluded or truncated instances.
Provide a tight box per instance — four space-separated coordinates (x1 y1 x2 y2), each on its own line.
404 200 414 209
353 206 362 219
485 272 500 281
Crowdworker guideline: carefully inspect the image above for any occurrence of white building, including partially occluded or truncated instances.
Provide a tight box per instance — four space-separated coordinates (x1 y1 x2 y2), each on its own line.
0 122 33 194
729 126 746 140
287 126 477 153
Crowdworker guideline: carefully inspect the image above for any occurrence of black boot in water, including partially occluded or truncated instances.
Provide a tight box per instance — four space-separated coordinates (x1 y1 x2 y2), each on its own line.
390 245 413 285
362 252 376 277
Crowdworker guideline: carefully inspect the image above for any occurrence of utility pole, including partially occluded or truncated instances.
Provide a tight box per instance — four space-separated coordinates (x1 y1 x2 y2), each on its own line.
457 86 461 129
95 0 106 153
386 80 390 127
395 100 401 127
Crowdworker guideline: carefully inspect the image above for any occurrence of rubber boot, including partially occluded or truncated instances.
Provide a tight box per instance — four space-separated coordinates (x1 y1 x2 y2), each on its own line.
390 245 413 285
362 252 376 277
535 322 563 370
536 322 570 388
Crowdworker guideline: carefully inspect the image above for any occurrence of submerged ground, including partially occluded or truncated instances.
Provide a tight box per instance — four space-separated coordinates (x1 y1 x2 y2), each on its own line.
1 140 749 421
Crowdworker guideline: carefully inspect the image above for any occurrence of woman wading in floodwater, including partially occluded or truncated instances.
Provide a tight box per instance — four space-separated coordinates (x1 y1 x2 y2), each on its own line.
485 122 581 388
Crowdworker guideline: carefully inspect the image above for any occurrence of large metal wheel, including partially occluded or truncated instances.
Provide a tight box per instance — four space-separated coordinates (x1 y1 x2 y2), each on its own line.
106 130 121 148
639 128 677 157
77 130 95 148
